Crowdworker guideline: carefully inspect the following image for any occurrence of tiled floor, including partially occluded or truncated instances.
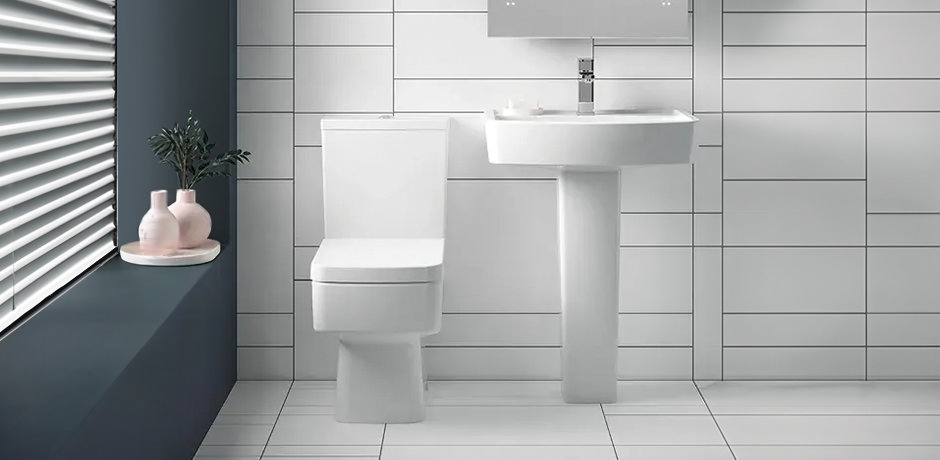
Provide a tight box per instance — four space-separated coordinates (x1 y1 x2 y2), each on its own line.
194 380 940 460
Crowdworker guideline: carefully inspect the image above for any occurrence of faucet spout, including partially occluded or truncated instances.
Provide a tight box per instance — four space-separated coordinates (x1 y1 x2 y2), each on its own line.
578 57 594 115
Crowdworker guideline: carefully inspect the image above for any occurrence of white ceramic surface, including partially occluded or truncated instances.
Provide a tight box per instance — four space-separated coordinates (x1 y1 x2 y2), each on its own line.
120 239 220 266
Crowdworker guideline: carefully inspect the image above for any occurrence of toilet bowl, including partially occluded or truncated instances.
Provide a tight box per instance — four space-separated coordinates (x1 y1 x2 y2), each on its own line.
312 117 450 423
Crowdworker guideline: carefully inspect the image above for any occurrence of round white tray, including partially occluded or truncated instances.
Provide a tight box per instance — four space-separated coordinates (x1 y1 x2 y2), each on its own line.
120 239 220 266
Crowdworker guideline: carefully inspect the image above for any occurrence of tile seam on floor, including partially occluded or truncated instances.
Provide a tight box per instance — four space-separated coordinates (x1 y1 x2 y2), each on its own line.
378 423 387 460
600 403 621 460
694 381 739 460
259 380 294 458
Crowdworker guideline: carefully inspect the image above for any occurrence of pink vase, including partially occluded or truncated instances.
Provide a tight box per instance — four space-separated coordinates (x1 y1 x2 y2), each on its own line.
138 190 179 255
168 189 211 249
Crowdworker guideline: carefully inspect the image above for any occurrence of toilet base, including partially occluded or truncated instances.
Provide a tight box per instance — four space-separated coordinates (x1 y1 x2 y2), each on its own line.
335 334 425 423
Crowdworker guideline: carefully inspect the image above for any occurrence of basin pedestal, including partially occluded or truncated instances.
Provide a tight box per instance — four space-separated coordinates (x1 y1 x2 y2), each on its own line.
558 169 620 403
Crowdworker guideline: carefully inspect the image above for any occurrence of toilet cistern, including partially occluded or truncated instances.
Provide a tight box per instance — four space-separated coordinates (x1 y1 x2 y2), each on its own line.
577 57 594 116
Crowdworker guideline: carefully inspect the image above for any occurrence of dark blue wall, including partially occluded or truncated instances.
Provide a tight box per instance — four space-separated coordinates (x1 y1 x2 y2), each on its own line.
117 0 237 246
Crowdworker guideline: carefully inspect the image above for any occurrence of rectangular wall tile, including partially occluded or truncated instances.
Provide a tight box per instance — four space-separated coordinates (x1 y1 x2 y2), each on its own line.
238 314 294 347
427 314 560 347
621 248 692 313
694 248 722 379
594 46 692 79
296 0 392 12
724 47 865 79
868 0 940 11
723 13 865 45
869 348 940 380
868 13 940 78
693 146 722 212
395 79 573 112
723 348 866 380
237 347 294 380
621 165 692 213
724 314 866 346
724 0 865 11
595 80 693 112
237 113 294 179
395 13 590 78
694 0 722 112
868 248 940 313
868 215 940 246
294 247 318 280
724 181 866 246
394 0 486 11
618 348 692 380
694 214 722 246
868 80 940 112
295 13 392 46
619 314 692 347
293 281 339 379
724 80 865 112
237 47 293 78
724 248 866 313
237 181 293 313
724 113 866 179
426 348 560 380
295 47 392 112
237 80 293 112
869 314 940 346
868 114 940 213
693 113 722 146
294 147 324 246
238 0 293 45
620 214 692 247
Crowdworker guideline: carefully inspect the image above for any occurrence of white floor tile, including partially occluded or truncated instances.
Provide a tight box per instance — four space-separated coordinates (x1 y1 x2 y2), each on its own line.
194 457 259 460
219 381 292 415
382 406 610 446
262 457 375 460
267 415 384 445
262 445 380 456
731 445 940 460
280 405 334 415
716 415 940 445
194 444 264 457
606 415 726 446
200 423 274 446
615 445 734 460
698 381 940 414
426 381 566 406
381 445 618 460
284 381 335 406
212 415 279 425
603 381 708 415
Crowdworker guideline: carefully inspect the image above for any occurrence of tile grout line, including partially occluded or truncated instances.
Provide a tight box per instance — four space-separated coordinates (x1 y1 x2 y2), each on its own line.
694 381 737 460
378 423 388 460
259 380 294 459
599 403 620 460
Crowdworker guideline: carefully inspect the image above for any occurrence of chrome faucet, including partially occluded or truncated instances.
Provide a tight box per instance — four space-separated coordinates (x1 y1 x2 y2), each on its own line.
577 57 594 115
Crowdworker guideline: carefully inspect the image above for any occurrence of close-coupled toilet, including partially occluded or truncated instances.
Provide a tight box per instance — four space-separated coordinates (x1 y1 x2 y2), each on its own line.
311 117 450 423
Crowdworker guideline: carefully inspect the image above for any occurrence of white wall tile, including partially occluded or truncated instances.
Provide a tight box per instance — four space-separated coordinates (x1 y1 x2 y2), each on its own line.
294 113 388 146
237 347 294 380
693 113 722 146
618 348 692 380
426 348 560 380
594 80 693 112
238 314 294 347
723 181 866 246
724 0 865 11
868 113 940 213
693 146 722 212
868 80 940 112
443 181 560 313
724 80 865 112
724 113 866 179
868 215 940 246
394 0 486 11
294 147 324 246
395 13 590 79
427 314 560 346
593 15 694 46
621 165 692 213
295 13 392 46
294 247 318 280
868 13 940 78
724 47 865 78
694 214 722 246
293 281 339 379
869 348 940 380
237 47 293 79
594 47 692 79
237 113 294 179
723 13 865 45
723 348 866 379
395 79 573 112
868 0 940 11
694 0 722 112
237 80 293 112
296 0 392 12
620 214 692 246
620 248 692 313
295 47 392 112
238 0 293 45
868 248 940 313
724 248 866 313
869 314 940 346
724 314 866 346
619 314 692 347
694 248 722 379
237 181 294 313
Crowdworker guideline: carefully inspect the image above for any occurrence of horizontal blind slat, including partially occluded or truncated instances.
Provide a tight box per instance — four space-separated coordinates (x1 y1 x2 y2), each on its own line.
0 88 114 110
0 156 113 212
13 0 114 26
0 192 111 259
0 140 111 187
0 123 112 161
0 173 112 234
0 69 112 82
12 224 113 296
0 11 114 43
0 107 112 137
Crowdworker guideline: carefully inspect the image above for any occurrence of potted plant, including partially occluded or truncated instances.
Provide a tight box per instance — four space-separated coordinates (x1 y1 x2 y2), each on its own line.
144 110 251 249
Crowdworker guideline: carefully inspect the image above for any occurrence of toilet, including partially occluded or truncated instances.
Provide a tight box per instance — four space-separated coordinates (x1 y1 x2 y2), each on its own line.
312 116 450 423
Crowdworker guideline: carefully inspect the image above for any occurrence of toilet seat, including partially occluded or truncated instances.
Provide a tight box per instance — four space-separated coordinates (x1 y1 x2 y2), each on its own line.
312 238 444 283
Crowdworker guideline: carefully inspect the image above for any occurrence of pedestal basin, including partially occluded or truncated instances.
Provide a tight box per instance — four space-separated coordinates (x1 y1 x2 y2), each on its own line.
485 108 697 403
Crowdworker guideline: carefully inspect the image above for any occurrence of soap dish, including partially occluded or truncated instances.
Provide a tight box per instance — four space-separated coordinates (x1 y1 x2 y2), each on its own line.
120 239 220 266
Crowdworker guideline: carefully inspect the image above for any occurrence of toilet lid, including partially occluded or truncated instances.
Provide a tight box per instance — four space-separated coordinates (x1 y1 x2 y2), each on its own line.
311 238 444 283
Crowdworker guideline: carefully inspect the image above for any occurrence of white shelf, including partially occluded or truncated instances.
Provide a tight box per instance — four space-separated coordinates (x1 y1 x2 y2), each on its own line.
120 239 220 267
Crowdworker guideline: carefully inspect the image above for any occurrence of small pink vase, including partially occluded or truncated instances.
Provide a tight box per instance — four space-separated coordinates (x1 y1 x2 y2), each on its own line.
138 190 179 255
168 189 211 249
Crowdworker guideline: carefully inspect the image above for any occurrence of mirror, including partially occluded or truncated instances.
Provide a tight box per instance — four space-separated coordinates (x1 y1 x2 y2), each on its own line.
487 0 689 38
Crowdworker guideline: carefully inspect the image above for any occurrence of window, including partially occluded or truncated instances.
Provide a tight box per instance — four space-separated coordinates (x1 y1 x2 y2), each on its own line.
0 0 116 333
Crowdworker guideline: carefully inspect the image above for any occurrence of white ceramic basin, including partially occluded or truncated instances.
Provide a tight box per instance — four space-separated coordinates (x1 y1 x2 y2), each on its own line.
484 107 697 404
485 109 697 169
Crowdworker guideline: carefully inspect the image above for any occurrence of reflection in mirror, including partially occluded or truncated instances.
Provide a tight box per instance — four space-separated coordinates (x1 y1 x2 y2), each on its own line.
488 0 690 38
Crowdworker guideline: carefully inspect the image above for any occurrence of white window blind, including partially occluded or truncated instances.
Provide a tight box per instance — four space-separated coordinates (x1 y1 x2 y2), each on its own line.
0 0 115 333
